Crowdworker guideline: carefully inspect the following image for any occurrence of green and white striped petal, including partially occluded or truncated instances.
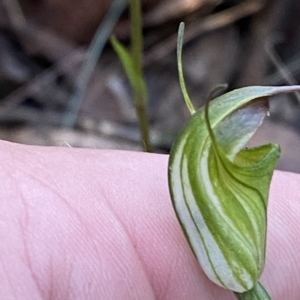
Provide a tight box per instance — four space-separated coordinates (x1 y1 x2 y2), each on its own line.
168 85 300 293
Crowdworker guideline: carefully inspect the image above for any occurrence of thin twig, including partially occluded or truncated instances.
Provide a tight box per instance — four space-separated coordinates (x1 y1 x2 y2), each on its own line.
144 0 263 65
265 37 300 104
62 0 128 128
264 54 300 85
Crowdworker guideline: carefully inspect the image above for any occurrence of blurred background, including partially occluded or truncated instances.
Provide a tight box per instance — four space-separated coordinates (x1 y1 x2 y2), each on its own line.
0 0 299 172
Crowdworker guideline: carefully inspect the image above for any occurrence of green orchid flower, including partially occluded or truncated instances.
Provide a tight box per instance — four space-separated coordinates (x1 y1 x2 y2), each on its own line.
168 22 300 299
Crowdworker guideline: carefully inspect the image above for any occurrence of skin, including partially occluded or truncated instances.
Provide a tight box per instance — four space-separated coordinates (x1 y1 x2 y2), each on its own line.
0 141 299 300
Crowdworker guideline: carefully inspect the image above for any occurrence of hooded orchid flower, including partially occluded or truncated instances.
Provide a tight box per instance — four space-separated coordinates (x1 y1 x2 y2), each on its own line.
168 23 300 299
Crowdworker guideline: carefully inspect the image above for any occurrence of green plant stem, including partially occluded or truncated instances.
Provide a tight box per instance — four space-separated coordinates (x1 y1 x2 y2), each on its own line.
129 0 152 152
234 282 272 300
130 0 142 75
177 22 196 115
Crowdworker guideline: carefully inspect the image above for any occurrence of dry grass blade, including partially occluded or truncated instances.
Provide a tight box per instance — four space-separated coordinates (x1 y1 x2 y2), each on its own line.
144 0 264 65
2 0 26 30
